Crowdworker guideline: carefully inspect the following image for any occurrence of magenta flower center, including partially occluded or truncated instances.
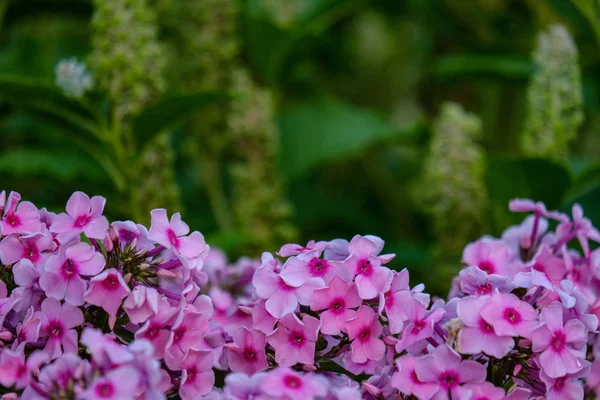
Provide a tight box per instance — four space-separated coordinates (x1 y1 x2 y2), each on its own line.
554 377 566 391
102 275 119 290
62 259 78 277
75 214 91 228
309 258 330 277
330 298 345 314
173 327 185 344
278 278 295 292
16 364 27 379
532 262 546 273
412 320 425 334
551 331 566 351
284 375 302 389
410 370 421 384
47 320 64 338
439 371 459 389
24 244 39 263
167 229 179 247
146 327 160 339
478 260 495 274
289 331 305 346
503 308 521 324
186 367 197 383
243 347 257 361
477 283 492 295
479 318 495 334
5 213 20 227
358 327 371 342
359 259 373 276
95 382 115 398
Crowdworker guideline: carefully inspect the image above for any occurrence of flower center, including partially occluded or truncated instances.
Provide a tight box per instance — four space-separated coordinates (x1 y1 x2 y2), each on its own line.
146 327 159 339
478 261 495 274
290 332 305 346
186 368 197 383
551 331 566 351
167 229 179 247
477 283 492 295
358 328 371 342
5 214 19 227
504 308 521 325
330 298 345 314
173 328 185 344
95 382 115 398
102 275 119 290
412 320 425 334
440 372 458 389
48 321 63 338
63 259 77 276
309 258 329 277
359 259 373 276
284 375 302 389
75 214 91 228
243 348 256 361
480 319 495 334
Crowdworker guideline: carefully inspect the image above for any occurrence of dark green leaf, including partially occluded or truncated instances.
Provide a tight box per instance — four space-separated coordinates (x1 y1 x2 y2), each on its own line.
278 97 412 178
433 55 534 82
0 75 100 138
485 157 571 231
132 91 229 155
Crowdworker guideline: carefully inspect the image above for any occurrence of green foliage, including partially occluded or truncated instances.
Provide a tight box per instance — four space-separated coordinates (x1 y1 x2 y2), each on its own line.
522 24 584 161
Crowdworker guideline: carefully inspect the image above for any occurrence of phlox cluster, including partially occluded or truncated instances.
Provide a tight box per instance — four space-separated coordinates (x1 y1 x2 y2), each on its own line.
0 191 600 400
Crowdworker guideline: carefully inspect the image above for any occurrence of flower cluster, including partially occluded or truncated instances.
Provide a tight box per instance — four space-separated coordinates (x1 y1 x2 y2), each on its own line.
1 191 600 399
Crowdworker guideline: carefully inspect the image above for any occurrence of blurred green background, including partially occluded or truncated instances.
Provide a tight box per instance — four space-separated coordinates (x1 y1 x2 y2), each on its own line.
1 0 600 294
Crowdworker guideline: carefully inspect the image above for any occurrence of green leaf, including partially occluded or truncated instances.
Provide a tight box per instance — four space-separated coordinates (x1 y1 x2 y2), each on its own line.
571 0 600 48
485 156 571 230
0 75 101 138
0 148 107 183
132 91 229 154
278 97 412 178
433 55 534 82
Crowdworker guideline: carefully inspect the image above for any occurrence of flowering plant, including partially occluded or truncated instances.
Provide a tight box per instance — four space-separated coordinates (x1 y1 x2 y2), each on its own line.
0 191 599 399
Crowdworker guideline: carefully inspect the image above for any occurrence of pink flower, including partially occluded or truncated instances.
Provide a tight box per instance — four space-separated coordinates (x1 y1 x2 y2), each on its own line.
50 191 109 239
480 293 538 338
226 327 269 374
280 250 347 285
380 270 424 334
414 344 486 400
457 296 515 358
0 232 53 267
11 259 43 313
345 306 386 363
278 240 328 257
531 302 587 378
223 372 266 399
344 235 393 299
148 209 208 269
83 366 140 400
0 192 41 235
462 382 506 400
391 354 439 400
135 299 178 359
311 276 362 335
267 313 321 366
37 297 84 359
252 267 324 318
40 242 105 306
462 239 518 277
260 368 327 400
84 268 130 325
540 371 585 400
123 285 160 324
515 245 566 289
179 349 215 399
396 296 444 352
80 328 133 365
164 308 210 369
0 345 48 389
456 266 512 297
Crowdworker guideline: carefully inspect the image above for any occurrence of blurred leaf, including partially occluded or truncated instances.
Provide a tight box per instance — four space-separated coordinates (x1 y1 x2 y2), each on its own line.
562 182 600 227
278 97 415 178
485 157 571 230
0 148 106 182
132 91 229 155
433 55 534 82
571 0 600 48
0 75 100 138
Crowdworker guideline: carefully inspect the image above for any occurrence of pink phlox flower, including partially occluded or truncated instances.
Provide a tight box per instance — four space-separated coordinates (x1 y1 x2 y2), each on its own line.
38 207 56 229
81 328 134 366
252 266 324 319
515 245 566 290
225 327 268 374
1 192 41 235
395 296 444 353
502 215 552 258
148 209 209 270
345 306 386 363
414 344 486 400
324 238 351 261
379 270 416 334
540 369 585 400
37 353 88 395
311 276 361 335
0 344 48 389
84 268 130 329
50 191 109 240
571 204 600 257
179 349 215 399
40 242 105 306
456 266 512 297
267 313 321 367
208 287 234 326
532 302 588 378
223 372 267 400
112 220 154 251
344 235 393 300
461 382 506 400
11 259 43 313
252 300 278 334
260 367 327 400
462 239 519 277
135 299 179 359
509 198 568 223
0 279 18 327
457 296 514 358
480 293 538 339
280 249 348 286
84 365 141 400
16 307 41 344
123 285 160 324
391 354 439 400
0 231 54 267
36 297 83 360
278 240 328 257
164 307 210 370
